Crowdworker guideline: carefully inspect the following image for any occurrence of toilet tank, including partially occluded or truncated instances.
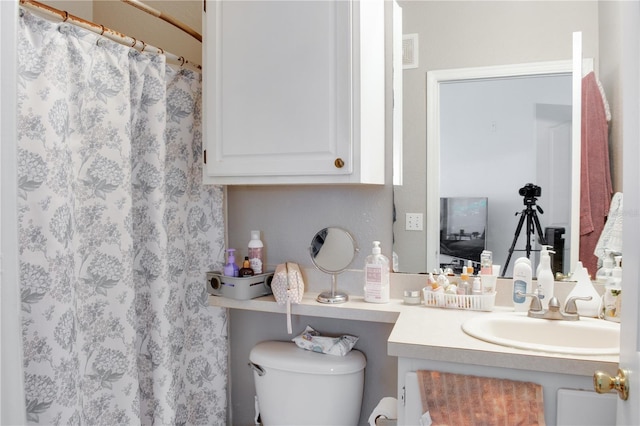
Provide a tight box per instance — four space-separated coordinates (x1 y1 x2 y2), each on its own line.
249 341 366 426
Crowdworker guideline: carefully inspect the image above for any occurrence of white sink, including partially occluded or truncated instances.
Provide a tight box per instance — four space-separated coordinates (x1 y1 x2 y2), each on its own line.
461 312 620 356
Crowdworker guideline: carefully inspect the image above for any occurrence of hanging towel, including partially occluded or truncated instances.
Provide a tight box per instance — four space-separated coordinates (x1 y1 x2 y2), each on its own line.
594 192 623 261
416 370 545 425
579 71 613 277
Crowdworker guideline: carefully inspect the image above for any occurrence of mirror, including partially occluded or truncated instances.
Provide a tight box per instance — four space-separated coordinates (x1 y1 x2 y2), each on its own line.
394 56 592 277
309 227 358 304
428 62 585 277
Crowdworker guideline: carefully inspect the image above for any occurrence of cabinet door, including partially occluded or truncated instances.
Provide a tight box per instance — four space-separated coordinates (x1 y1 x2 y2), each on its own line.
204 1 353 180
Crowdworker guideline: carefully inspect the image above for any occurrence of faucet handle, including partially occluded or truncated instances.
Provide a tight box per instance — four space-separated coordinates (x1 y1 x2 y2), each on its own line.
517 291 543 312
564 295 593 315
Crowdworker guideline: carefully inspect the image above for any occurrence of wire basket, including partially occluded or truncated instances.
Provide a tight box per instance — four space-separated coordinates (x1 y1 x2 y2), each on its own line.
422 288 496 311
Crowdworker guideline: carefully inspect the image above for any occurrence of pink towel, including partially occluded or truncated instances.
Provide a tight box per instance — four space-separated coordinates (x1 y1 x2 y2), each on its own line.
579 72 612 277
417 370 545 425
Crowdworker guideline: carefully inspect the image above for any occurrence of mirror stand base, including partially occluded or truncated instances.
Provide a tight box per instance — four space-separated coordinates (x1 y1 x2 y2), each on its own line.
317 291 348 304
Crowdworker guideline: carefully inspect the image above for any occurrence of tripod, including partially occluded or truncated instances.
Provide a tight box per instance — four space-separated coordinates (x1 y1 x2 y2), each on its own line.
501 196 547 276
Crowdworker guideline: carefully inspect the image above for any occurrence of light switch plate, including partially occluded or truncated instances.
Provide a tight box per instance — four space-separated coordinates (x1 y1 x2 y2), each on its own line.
405 213 423 231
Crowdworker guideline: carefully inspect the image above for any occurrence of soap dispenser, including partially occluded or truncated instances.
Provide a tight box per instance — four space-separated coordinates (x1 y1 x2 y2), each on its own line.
536 245 553 277
537 247 555 309
565 261 601 317
603 256 622 322
224 249 239 277
364 241 390 303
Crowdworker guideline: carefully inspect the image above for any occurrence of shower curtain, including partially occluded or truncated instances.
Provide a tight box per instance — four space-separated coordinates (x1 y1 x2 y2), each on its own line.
17 11 227 425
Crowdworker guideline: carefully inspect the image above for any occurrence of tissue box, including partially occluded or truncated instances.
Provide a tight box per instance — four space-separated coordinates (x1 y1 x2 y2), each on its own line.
206 271 274 300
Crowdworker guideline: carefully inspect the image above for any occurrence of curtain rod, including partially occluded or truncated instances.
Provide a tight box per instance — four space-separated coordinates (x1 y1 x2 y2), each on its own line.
19 0 201 71
120 0 202 43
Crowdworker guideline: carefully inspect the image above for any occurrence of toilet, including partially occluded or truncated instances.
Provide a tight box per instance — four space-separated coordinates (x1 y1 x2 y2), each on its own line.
249 340 366 425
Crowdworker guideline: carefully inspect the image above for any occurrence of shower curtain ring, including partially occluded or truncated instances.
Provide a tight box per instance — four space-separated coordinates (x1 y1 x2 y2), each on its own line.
141 41 147 52
99 25 105 36
130 37 137 48
62 11 69 22
179 56 185 67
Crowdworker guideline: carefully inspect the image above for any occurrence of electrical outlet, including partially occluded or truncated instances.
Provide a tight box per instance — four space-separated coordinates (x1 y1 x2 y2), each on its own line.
405 213 423 231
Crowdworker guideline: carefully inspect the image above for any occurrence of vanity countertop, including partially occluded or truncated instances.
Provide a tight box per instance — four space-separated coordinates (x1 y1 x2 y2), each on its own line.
209 289 618 377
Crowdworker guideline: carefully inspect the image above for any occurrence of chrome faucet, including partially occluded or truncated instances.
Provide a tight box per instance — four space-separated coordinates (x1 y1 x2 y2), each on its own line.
518 292 592 321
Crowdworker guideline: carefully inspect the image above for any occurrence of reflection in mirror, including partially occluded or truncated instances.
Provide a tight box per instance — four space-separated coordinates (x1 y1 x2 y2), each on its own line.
426 62 585 277
309 227 358 304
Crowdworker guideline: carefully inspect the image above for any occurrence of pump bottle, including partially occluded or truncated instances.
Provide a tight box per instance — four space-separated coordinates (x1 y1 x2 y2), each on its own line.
537 247 555 309
364 241 390 303
603 256 622 322
224 249 239 277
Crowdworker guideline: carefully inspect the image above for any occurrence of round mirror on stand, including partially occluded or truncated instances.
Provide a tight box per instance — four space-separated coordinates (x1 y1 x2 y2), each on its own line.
309 227 358 304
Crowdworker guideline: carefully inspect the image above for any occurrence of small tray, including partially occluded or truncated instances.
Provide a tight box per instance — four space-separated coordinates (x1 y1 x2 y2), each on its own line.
422 288 496 312
207 271 274 300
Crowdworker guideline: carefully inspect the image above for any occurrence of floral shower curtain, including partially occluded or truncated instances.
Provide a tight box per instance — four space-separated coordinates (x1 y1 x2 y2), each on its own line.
17 10 227 425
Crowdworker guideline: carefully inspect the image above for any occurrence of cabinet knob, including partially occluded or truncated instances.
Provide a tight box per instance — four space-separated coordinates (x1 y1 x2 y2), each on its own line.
334 158 345 169
593 368 629 400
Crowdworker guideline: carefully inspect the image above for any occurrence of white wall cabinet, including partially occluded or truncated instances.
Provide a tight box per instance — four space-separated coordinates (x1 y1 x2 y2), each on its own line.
202 0 385 185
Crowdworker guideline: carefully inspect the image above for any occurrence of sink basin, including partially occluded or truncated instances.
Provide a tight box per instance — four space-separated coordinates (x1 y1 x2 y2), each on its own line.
461 312 620 355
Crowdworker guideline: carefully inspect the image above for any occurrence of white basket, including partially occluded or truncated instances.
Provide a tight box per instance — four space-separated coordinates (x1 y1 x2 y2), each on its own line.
422 288 496 312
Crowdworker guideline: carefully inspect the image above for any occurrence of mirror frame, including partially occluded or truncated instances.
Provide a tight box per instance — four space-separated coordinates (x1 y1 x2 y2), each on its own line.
309 226 358 304
425 58 593 274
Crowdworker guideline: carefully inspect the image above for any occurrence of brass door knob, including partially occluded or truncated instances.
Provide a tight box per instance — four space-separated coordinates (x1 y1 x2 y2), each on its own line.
594 368 629 400
334 158 345 169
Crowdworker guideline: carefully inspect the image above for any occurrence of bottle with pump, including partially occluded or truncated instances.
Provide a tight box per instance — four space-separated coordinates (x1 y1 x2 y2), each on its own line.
603 256 622 322
536 245 553 277
239 256 255 277
248 230 264 274
224 249 239 277
364 241 390 303
512 257 532 312
536 247 555 309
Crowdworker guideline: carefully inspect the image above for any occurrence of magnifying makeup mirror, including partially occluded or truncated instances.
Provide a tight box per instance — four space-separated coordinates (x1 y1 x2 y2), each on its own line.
309 227 358 304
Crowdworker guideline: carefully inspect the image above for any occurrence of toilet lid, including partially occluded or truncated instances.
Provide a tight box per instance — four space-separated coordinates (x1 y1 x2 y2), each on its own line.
250 341 366 375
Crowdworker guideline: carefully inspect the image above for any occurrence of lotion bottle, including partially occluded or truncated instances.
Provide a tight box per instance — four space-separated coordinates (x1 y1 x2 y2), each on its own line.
537 248 555 309
512 257 532 312
364 241 390 303
248 230 264 274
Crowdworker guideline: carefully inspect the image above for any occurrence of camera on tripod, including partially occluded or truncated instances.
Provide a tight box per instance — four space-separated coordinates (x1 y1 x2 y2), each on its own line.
518 183 541 199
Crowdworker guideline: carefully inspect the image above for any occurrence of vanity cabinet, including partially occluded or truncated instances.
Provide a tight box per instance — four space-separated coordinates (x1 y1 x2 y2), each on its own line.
397 358 615 426
202 0 385 185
